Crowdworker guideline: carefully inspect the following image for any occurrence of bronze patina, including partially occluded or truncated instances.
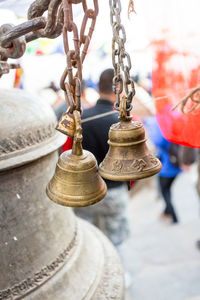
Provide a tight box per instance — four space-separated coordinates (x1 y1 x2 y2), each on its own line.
0 88 124 300
99 0 161 182
99 117 162 181
47 110 107 207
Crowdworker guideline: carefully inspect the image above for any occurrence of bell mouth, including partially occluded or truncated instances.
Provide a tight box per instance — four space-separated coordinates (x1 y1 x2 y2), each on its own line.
99 160 162 181
46 181 107 207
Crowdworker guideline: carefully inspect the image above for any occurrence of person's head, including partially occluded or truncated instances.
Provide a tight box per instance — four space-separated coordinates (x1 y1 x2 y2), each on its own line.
98 68 116 102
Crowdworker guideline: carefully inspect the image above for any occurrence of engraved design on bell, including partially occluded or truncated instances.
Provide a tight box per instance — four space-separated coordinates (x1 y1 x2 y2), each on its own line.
0 123 55 156
112 160 123 172
110 121 142 130
129 159 147 172
100 157 108 168
0 228 78 300
132 121 142 128
148 153 160 166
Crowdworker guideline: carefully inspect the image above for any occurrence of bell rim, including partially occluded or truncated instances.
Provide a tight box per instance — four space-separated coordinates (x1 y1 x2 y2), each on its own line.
0 132 66 171
99 162 162 181
46 182 107 207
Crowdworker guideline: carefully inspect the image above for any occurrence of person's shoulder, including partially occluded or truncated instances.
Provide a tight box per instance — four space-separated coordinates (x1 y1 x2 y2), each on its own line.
82 106 97 119
54 102 68 120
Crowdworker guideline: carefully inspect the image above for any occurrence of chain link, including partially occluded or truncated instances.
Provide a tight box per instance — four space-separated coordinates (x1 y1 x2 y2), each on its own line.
0 0 63 66
60 0 98 113
28 0 63 39
0 0 98 110
109 0 135 114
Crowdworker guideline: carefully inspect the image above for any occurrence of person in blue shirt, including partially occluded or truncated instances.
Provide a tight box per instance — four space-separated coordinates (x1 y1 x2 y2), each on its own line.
144 116 182 223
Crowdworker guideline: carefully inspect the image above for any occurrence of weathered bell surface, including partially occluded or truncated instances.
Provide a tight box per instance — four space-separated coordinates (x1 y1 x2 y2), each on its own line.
0 89 124 300
47 149 107 207
99 119 162 181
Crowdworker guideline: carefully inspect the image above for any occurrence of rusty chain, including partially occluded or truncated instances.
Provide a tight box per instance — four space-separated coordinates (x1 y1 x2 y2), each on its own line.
60 0 98 114
0 0 98 112
0 0 64 76
109 0 135 115
27 0 64 39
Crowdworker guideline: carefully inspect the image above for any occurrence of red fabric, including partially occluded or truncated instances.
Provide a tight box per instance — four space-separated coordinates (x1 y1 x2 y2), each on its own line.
62 136 73 152
152 39 200 148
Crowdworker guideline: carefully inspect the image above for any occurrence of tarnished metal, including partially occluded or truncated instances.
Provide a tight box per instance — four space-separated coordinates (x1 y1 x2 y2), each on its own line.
28 0 63 38
99 118 162 181
50 1 105 209
60 0 98 98
172 85 200 113
0 89 124 300
0 0 98 85
47 110 107 207
0 88 65 171
109 0 135 113
0 18 46 48
0 61 20 76
99 0 161 182
0 0 64 72
0 24 26 60
56 110 75 137
55 0 99 137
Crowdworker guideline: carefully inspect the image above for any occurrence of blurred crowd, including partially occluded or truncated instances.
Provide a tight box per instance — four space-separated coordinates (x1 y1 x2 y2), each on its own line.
39 69 200 288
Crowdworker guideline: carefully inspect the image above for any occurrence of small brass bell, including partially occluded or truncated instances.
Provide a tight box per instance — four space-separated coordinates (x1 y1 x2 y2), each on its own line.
47 110 107 207
99 118 162 181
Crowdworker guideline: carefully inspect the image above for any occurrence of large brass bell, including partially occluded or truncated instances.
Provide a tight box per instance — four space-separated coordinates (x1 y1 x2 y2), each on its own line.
99 117 162 181
47 110 107 207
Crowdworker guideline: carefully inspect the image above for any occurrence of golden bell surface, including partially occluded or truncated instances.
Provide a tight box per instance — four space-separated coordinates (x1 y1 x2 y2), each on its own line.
99 120 162 181
46 149 107 207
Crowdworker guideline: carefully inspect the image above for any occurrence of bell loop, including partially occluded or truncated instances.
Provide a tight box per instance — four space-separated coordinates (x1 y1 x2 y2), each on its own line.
119 95 131 121
74 77 82 112
72 110 83 156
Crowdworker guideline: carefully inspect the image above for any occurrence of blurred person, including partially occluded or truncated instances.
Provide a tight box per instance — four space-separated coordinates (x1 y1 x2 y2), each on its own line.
144 116 182 223
39 81 63 107
145 116 197 224
74 69 130 249
48 80 59 93
74 68 132 287
196 151 200 250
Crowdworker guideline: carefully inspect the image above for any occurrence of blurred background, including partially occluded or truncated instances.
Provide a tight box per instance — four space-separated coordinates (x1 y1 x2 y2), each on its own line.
1 1 200 299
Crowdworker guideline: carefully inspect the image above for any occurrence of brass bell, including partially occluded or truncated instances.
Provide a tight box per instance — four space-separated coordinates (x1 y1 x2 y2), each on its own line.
47 110 107 207
99 118 162 181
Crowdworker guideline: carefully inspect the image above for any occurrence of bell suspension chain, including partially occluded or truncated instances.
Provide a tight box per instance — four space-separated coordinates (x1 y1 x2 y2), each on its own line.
0 0 99 142
109 0 135 120
0 0 95 77
56 0 98 140
0 0 65 76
